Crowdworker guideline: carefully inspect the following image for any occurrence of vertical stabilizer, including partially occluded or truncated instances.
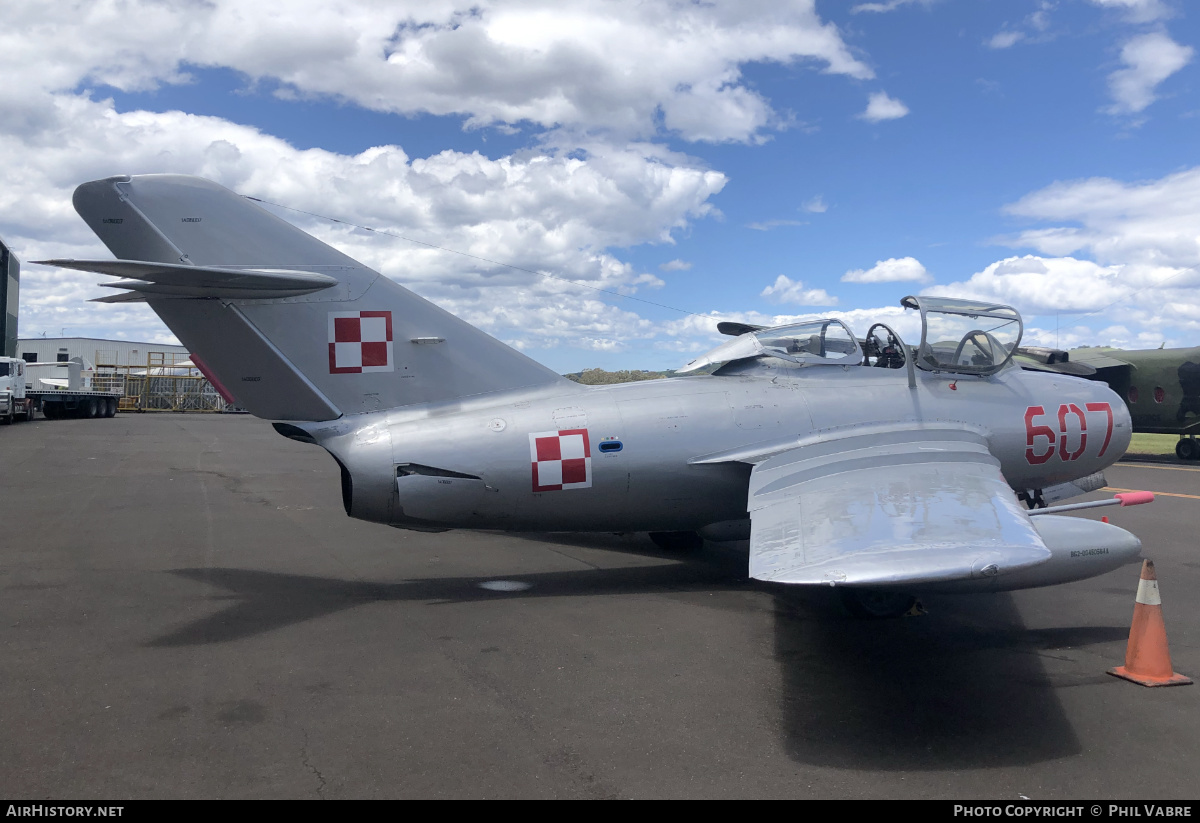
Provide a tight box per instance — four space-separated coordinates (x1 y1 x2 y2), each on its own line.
66 175 572 420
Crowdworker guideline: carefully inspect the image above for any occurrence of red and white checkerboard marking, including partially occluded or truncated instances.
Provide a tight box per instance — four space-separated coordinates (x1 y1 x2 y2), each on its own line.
530 429 591 492
329 311 394 374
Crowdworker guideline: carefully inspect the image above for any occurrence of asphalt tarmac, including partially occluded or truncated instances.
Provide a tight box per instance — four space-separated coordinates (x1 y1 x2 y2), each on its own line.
1 414 1196 799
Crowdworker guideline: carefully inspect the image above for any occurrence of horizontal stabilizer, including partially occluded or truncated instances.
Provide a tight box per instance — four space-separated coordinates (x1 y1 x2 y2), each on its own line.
717 321 766 337
90 291 148 303
38 258 338 298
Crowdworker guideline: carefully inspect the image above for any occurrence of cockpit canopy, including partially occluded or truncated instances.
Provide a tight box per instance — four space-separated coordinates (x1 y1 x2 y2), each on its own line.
900 295 1022 376
676 319 861 375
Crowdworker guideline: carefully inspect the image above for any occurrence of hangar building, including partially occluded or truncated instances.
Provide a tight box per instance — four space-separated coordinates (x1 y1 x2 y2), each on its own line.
16 337 189 367
17 337 226 413
1 237 17 358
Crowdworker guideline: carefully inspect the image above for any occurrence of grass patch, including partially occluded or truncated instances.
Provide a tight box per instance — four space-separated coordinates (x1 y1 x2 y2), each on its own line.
1125 433 1181 456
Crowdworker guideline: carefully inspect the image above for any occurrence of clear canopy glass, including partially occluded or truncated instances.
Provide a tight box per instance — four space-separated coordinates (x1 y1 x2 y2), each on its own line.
677 319 861 374
901 296 1022 375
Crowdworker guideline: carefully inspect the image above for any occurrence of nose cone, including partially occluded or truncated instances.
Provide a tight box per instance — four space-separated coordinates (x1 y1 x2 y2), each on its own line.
1104 384 1134 459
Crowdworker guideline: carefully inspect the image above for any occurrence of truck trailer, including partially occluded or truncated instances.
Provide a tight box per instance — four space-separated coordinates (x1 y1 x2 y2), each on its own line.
1 355 122 421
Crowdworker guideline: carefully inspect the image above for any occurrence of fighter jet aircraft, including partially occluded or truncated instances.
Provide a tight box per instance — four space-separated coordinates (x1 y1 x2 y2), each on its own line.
1018 345 1200 459
38 174 1147 617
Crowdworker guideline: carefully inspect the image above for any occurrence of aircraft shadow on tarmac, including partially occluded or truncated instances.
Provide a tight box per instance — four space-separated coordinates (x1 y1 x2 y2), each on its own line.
152 536 1127 772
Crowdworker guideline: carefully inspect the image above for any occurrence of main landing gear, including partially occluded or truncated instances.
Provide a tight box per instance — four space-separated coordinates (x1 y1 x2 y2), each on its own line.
839 588 920 619
648 531 705 551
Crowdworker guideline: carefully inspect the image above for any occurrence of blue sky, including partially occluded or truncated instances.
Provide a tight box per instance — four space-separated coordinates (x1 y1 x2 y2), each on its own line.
2 0 1197 371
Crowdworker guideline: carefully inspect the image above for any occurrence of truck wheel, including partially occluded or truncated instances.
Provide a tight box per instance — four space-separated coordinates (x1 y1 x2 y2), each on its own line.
41 403 58 420
107 398 118 417
1 406 11 425
1176 439 1196 460
85 397 98 418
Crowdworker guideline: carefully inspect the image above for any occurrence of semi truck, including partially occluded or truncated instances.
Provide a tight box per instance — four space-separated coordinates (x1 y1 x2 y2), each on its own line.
0 355 122 421
0 356 33 423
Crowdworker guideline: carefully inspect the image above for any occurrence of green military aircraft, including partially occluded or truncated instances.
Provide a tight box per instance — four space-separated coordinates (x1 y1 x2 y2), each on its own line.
1017 345 1200 458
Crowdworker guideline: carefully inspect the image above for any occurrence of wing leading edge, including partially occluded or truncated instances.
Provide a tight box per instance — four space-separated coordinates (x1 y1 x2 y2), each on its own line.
746 426 1051 587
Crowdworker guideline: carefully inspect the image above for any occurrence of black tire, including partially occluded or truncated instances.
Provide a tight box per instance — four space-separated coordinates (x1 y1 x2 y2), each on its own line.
1176 439 1196 460
648 531 705 551
107 398 118 417
1 406 11 425
85 397 98 418
42 403 59 420
840 588 917 619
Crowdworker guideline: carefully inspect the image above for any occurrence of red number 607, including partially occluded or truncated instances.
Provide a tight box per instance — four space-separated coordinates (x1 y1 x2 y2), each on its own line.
1024 403 1113 465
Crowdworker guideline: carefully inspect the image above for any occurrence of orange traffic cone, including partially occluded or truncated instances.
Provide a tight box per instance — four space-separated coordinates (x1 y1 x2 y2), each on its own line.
1108 560 1192 687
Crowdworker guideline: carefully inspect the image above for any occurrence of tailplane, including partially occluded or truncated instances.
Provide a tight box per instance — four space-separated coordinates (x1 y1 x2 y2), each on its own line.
43 174 571 420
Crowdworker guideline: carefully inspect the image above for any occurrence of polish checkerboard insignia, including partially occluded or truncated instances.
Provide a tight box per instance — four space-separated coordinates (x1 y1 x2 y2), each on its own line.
529 429 592 492
329 311 394 374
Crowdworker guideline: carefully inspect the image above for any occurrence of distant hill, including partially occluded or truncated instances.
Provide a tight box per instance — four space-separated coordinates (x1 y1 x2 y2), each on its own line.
563 367 672 385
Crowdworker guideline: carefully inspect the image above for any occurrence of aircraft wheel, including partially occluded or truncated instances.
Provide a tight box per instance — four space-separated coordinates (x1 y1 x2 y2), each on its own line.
1176 439 1196 460
840 588 917 619
648 531 704 551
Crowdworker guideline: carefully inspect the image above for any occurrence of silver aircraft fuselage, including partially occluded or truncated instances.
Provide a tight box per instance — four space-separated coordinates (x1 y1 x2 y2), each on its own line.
52 173 1144 602
304 359 1130 535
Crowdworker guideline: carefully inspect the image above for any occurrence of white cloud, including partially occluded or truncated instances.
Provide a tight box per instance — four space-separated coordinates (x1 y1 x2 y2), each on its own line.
851 0 933 13
746 219 807 231
859 91 910 122
801 195 828 213
0 1 915 368
1001 165 1200 268
987 31 1025 50
1105 31 1194 115
759 275 838 306
1087 0 1173 23
661 305 921 355
934 166 1200 342
934 255 1126 315
666 163 1200 362
0 0 873 145
1029 6 1052 31
985 2 1056 51
842 257 931 283
659 259 692 272
0 94 725 354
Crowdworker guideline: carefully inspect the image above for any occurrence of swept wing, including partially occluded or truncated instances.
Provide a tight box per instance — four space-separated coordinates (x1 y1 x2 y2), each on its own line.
731 425 1052 586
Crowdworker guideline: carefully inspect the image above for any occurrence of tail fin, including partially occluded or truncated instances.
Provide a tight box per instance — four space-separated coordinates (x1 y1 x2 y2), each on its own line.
48 174 570 421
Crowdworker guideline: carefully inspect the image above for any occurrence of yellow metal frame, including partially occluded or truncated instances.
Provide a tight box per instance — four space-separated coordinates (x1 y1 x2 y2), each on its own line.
93 349 227 413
